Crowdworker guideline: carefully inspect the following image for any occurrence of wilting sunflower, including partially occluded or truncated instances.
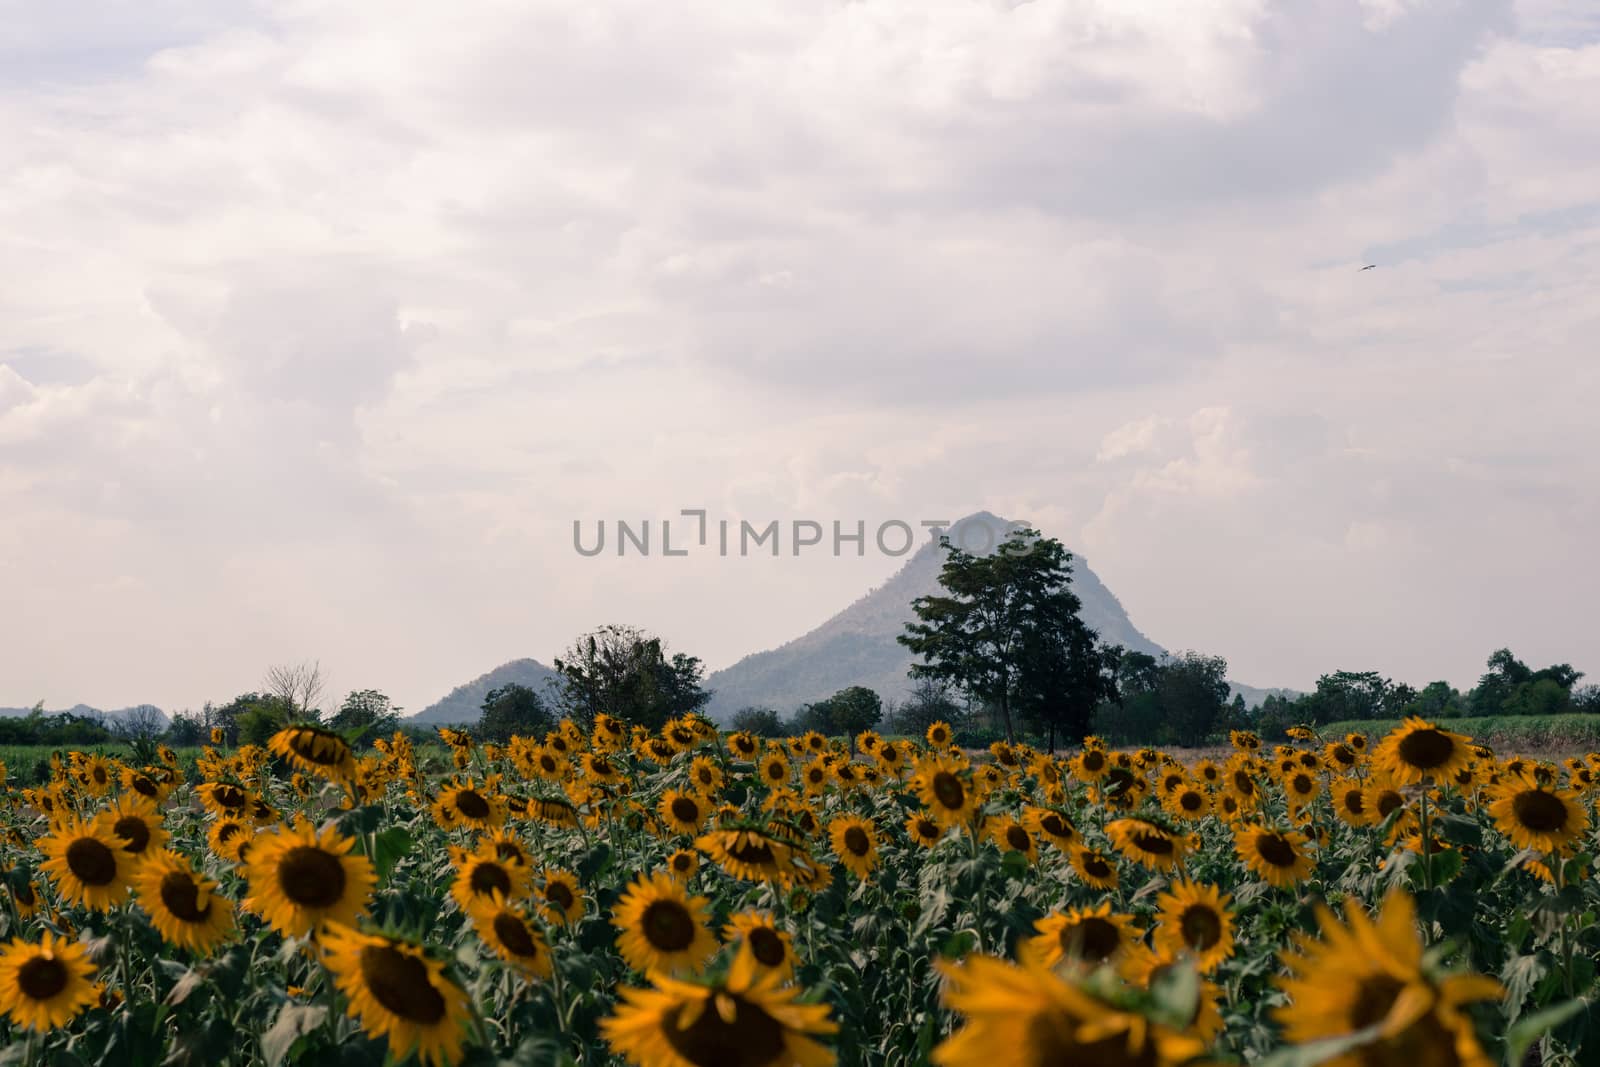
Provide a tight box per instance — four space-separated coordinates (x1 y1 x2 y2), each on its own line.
1374 717 1472 785
933 954 1206 1067
1023 903 1136 969
207 818 254 863
0 932 102 1031
828 816 879 880
536 868 586 925
196 781 255 820
697 826 796 885
132 850 235 955
1069 846 1120 890
613 873 719 977
1106 818 1186 872
243 817 376 938
448 846 533 914
269 724 356 782
660 790 711 836
1487 774 1589 853
1275 887 1501 1065
1022 806 1079 850
104 794 170 866
603 943 837 1067
322 922 472 1067
470 895 553 980
1234 825 1316 888
38 813 131 912
1153 882 1235 973
914 754 978 828
724 911 797 982
432 779 507 832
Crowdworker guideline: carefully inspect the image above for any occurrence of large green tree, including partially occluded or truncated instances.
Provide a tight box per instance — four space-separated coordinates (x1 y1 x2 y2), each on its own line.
328 689 403 736
553 624 711 730
800 686 883 738
479 683 556 742
899 528 1114 745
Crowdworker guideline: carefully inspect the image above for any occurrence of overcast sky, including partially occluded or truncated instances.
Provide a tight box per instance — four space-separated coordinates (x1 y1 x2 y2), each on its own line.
3 0 1596 715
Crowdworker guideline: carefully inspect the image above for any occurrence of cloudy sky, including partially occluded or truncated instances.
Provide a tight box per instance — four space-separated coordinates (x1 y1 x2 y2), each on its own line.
3 0 1596 715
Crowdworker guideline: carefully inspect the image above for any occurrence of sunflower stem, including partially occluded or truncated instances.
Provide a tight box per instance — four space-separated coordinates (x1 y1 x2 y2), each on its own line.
1555 855 1575 997
1418 787 1432 892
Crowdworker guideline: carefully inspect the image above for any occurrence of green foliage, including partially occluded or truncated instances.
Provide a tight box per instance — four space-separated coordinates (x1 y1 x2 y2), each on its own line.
728 705 786 737
477 683 555 742
552 623 710 730
798 686 883 737
327 689 402 736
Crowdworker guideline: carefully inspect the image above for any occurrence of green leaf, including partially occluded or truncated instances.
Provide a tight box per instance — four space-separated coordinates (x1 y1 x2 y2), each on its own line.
1505 998 1587 1064
371 827 413 882
261 1003 329 1067
1251 1022 1385 1067
578 843 613 881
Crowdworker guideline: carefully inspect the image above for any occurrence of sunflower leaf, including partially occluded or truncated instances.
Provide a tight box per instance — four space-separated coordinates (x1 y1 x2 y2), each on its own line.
1505 998 1588 1064
261 1003 328 1066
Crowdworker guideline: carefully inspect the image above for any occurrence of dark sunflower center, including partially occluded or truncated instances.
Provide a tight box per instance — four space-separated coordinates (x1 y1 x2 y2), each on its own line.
1255 833 1299 868
1397 729 1455 770
1063 917 1121 961
930 729 948 744
18 956 69 1001
843 827 871 856
1342 790 1366 814
748 927 787 967
212 785 248 809
1512 790 1570 833
1181 792 1203 812
697 769 715 785
93 766 108 784
764 762 785 781
114 816 152 854
931 772 966 810
495 843 525 864
454 790 491 819
1332 746 1354 765
16 881 34 906
1376 791 1404 818
641 900 696 952
664 991 786 1067
1180 904 1223 950
1005 826 1031 851
277 846 348 908
358 944 447 1024
1233 773 1255 795
546 882 575 910
1082 855 1112 879
1132 831 1173 856
807 768 824 784
673 853 693 871
1041 814 1069 836
492 913 540 958
671 797 701 823
1083 751 1105 772
159 870 211 922
217 822 243 843
730 840 776 866
291 732 345 765
1292 775 1313 794
916 819 938 839
1350 972 1408 1029
131 775 159 797
469 862 512 897
66 837 118 886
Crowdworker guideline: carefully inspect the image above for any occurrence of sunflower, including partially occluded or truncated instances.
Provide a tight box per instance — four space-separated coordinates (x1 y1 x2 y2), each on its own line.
986 817 1037 864
11 875 39 919
724 911 797 982
613 873 719 976
1275 887 1501 1065
477 830 534 869
1022 806 1079 850
828 816 879 880
925 721 954 748
79 754 117 797
470 895 553 979
536 868 586 925
104 794 170 866
1164 783 1211 822
933 954 1206 1067
1069 847 1120 890
448 846 533 913
196 781 254 820
1331 778 1373 827
38 813 132 912
242 817 376 938
207 818 254 863
0 932 101 1031
687 757 725 795
1283 770 1320 810
432 779 506 832
798 758 832 796
875 741 909 777
1106 818 1186 872
593 713 628 751
121 766 170 804
660 790 711 836
132 850 235 955
1153 882 1235 973
1487 774 1589 853
914 754 978 828
603 942 836 1067
321 922 472 1067
1374 717 1473 785
726 732 760 761
696 827 796 885
666 849 700 882
1234 825 1316 889
269 724 356 781
531 796 581 829
1117 946 1225 1041
1068 747 1110 783
1023 903 1136 968
905 812 945 849
756 753 791 790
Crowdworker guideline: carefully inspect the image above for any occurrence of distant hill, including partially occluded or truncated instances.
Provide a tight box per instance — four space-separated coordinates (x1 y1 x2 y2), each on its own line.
409 659 564 725
0 703 169 728
701 511 1169 721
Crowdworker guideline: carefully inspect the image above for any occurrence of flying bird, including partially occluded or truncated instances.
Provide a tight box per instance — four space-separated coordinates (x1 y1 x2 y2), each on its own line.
1360 264 1377 270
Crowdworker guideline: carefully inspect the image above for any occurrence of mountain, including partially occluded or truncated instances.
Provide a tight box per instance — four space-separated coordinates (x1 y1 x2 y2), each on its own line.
0 703 169 728
701 512 1167 721
410 659 564 725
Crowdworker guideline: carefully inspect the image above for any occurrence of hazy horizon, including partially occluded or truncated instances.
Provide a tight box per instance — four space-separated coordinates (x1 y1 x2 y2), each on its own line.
4 1 1597 716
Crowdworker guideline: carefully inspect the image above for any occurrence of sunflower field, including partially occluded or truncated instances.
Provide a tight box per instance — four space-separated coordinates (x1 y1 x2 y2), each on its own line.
1 715 1597 1066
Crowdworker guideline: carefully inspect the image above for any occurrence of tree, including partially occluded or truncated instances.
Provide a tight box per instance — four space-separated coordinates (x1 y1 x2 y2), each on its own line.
900 528 1112 745
1406 681 1467 719
1157 652 1231 747
729 706 785 737
264 660 326 722
802 686 883 738
478 684 555 742
887 679 963 737
111 705 167 744
209 692 295 745
165 712 207 746
1304 671 1390 724
1471 649 1584 717
329 689 403 736
553 624 711 730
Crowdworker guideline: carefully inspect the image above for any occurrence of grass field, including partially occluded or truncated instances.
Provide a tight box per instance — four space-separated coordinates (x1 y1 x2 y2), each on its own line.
1321 713 1600 754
